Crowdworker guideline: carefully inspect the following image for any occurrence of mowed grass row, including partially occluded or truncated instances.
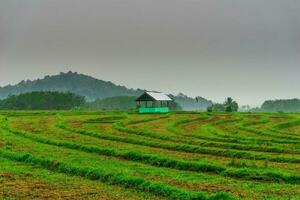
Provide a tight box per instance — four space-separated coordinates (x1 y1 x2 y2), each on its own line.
106 113 300 171
121 112 300 150
107 116 300 162
0 149 232 200
0 113 300 199
195 114 300 145
235 115 300 141
199 119 300 146
64 113 300 160
10 114 300 174
0 118 235 200
216 113 300 141
165 116 300 154
3 116 300 185
0 118 264 200
268 117 300 136
0 156 158 200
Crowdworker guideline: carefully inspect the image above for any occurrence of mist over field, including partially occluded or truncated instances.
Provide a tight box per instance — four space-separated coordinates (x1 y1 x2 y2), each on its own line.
1 0 300 106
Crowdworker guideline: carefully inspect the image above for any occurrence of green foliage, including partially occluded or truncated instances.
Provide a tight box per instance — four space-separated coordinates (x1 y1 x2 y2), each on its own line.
0 91 85 110
224 97 238 112
207 98 238 112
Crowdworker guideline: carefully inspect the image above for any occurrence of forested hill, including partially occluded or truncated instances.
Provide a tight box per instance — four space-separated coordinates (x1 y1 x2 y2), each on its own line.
0 71 142 101
0 71 212 110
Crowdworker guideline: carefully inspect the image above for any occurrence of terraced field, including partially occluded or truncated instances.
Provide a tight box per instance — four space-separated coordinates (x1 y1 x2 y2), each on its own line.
0 111 300 200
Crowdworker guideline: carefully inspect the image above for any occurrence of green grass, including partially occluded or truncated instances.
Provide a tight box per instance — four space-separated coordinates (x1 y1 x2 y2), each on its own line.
0 111 300 199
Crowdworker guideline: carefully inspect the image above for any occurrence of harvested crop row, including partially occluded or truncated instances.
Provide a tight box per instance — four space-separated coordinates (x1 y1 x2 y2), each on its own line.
56 115 300 164
170 114 300 146
3 116 300 185
201 123 300 145
125 116 300 154
0 148 233 200
236 116 300 141
268 118 300 137
166 118 300 154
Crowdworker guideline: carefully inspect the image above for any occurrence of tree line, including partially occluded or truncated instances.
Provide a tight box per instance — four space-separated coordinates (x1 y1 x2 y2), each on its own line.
0 91 85 110
83 96 182 111
10 91 297 113
207 97 239 112
260 99 300 112
0 92 182 111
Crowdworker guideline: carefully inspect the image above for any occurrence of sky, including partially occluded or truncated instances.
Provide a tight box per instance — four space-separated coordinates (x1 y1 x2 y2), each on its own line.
0 0 300 106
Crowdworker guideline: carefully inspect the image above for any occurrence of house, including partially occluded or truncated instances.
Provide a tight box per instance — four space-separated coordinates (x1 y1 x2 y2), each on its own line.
136 91 173 113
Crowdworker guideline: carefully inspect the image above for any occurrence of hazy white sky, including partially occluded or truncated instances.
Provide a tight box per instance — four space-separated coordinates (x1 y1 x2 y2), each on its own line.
1 0 300 106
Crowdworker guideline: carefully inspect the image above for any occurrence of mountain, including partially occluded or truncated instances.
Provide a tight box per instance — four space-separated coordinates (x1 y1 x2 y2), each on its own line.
0 71 142 101
0 71 212 110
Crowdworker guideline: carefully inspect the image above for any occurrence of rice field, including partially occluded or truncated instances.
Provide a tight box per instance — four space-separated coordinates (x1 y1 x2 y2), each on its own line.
0 111 300 200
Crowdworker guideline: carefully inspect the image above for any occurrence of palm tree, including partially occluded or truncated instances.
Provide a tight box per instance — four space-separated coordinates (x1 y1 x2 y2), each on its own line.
224 97 238 112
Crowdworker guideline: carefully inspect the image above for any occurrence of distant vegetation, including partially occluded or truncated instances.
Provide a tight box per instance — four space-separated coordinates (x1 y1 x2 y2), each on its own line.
3 71 300 113
82 96 137 110
260 99 300 112
82 96 182 111
207 97 239 112
0 91 85 110
0 71 211 110
169 93 212 111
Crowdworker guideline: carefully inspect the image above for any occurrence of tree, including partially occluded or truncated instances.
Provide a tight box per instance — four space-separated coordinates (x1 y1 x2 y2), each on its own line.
207 97 238 113
224 97 238 112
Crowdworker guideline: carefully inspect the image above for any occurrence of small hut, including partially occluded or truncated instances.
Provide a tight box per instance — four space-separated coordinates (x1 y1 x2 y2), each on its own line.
136 91 173 113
